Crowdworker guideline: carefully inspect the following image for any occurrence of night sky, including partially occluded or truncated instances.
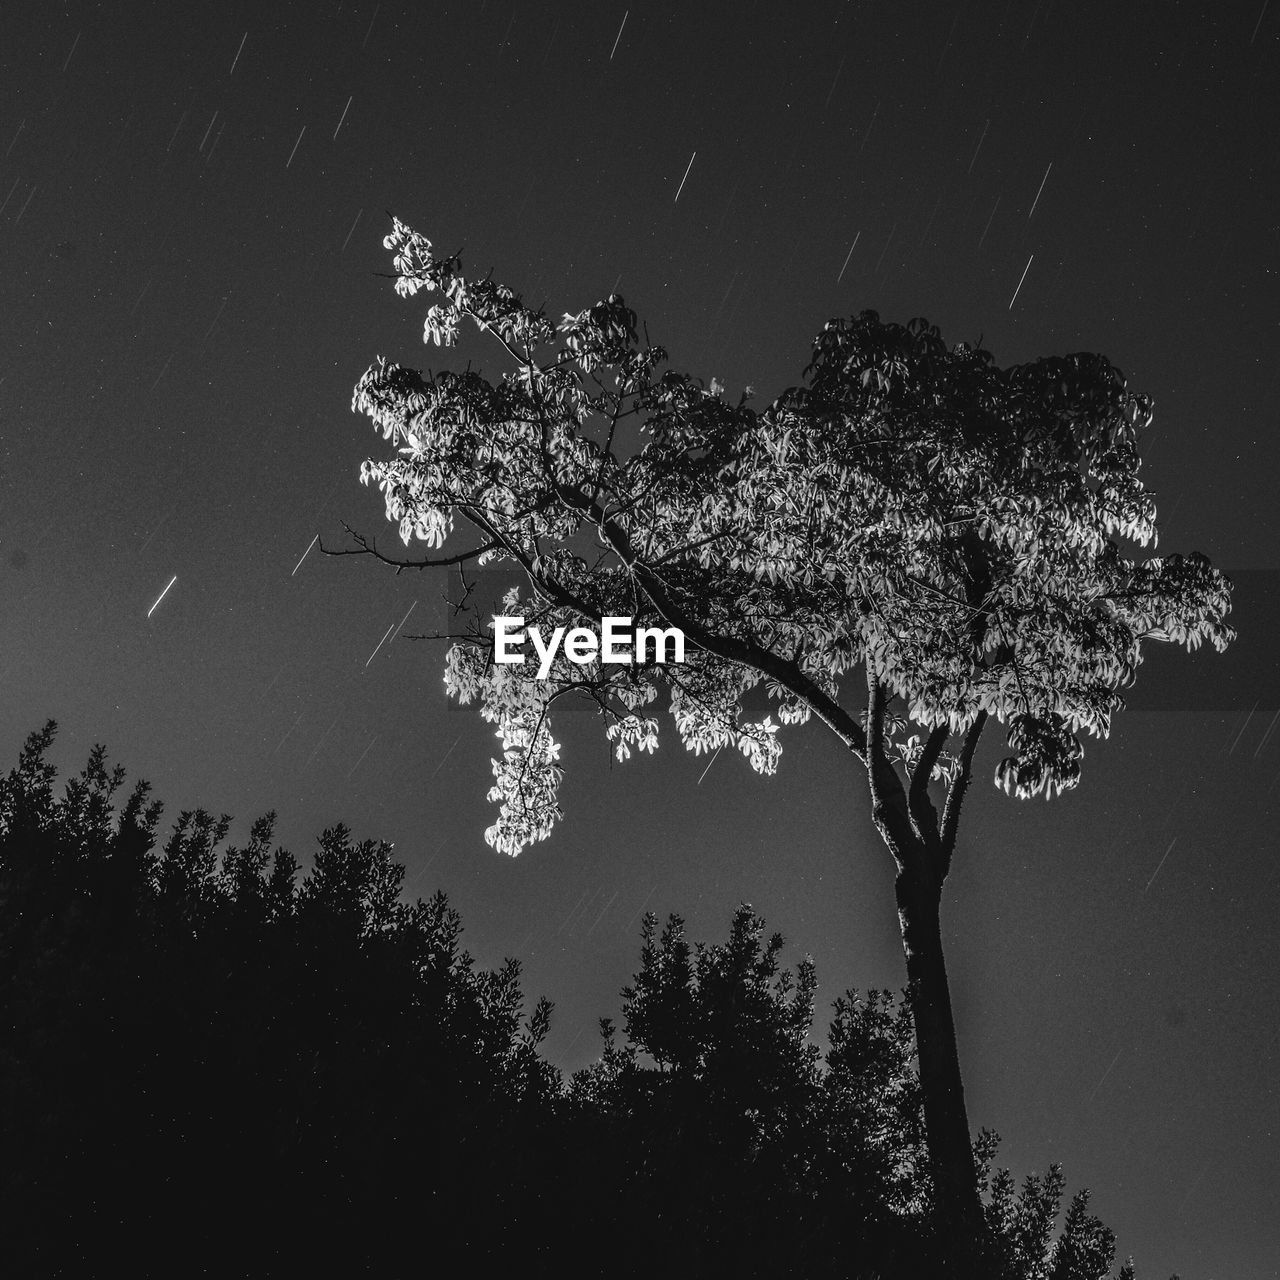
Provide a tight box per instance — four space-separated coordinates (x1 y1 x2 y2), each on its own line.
3 1 1278 1275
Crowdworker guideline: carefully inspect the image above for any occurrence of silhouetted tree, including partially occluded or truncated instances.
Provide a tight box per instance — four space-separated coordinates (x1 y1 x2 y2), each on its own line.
975 1134 1139 1280
0 723 557 1276
570 906 913 1275
0 725 1156 1278
571 906 1139 1279
336 216 1234 1264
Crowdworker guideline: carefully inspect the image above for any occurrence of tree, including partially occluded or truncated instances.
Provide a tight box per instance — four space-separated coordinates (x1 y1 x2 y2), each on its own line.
0 723 560 1275
337 216 1235 1266
570 907 824 1273
0 726 1151 1276
572 905 1136 1279
570 906 928 1276
975 1141 1135 1280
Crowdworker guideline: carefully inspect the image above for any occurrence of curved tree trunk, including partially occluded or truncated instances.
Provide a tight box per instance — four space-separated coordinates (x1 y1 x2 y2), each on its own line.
861 672 988 1271
895 866 985 1273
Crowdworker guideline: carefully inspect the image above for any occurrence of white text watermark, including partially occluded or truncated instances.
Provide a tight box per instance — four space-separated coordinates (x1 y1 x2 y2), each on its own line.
492 616 686 679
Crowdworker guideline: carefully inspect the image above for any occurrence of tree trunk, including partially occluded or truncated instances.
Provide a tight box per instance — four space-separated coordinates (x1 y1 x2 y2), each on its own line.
895 868 986 1273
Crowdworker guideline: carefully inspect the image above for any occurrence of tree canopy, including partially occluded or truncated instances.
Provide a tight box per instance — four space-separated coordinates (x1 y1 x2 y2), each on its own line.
350 216 1234 859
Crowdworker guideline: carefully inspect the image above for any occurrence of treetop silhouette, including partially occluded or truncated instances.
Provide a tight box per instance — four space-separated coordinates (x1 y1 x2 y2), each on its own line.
0 724 1145 1278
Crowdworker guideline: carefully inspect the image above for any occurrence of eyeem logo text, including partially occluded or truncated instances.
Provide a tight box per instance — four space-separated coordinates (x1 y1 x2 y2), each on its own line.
493 616 686 679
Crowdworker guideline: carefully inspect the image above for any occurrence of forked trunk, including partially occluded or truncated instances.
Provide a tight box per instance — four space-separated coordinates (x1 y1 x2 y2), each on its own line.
895 868 986 1274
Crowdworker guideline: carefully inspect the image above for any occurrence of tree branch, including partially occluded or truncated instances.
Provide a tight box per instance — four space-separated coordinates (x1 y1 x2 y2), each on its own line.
551 480 870 759
508 682 583 817
939 712 988 879
866 667 932 880
651 530 736 567
908 723 950 851
865 668 889 816
321 522 500 572
453 505 607 642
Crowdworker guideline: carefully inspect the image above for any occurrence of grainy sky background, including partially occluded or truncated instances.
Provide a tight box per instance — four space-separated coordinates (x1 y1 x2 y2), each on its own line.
2 2 1277 1275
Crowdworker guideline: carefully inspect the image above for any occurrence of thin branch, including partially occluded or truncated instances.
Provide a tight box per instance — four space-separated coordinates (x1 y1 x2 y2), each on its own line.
454 504 605 642
321 522 499 571
461 300 535 370
662 662 758 750
651 530 735 567
902 572 985 616
511 671 599 793
509 698 556 821
587 386 625 508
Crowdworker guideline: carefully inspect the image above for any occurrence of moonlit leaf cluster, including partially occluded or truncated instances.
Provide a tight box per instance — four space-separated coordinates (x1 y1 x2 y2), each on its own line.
354 219 1235 853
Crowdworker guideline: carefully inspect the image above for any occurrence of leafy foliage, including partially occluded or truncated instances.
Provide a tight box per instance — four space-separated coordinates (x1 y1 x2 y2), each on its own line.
975 1134 1140 1280
573 907 1138 1280
567 906 924 1276
0 723 1155 1278
0 723 556 1275
351 216 1234 854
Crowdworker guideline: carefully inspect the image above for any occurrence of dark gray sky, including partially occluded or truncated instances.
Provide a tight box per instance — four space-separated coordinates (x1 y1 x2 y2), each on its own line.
2 2 1277 1276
